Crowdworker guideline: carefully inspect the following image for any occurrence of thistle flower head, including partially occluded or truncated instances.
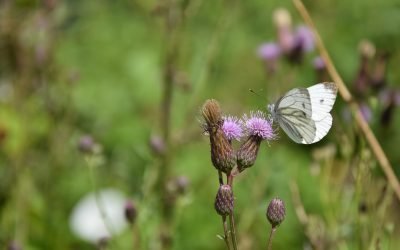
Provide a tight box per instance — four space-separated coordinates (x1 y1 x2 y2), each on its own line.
214 185 234 216
222 115 243 141
294 25 314 52
266 198 286 228
243 111 275 140
313 56 325 70
258 42 281 61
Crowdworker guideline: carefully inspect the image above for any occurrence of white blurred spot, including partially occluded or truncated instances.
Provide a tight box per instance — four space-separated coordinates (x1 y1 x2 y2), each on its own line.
69 188 128 244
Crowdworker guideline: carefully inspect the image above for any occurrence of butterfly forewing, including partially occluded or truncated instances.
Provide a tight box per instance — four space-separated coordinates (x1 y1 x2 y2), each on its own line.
276 88 312 118
307 82 337 121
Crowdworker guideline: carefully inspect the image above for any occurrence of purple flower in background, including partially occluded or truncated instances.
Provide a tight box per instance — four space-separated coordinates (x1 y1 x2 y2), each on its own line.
243 111 275 140
294 25 314 52
258 42 281 61
360 103 372 123
78 135 95 153
313 56 325 70
313 56 330 82
222 115 243 141
379 89 400 126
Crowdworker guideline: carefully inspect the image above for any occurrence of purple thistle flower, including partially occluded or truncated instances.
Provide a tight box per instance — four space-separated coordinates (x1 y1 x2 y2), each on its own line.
243 111 275 140
222 115 243 141
313 56 325 70
360 103 372 123
258 42 281 61
294 25 314 52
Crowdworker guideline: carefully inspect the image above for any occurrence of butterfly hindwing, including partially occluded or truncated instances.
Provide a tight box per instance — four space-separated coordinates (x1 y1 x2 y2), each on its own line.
278 112 316 144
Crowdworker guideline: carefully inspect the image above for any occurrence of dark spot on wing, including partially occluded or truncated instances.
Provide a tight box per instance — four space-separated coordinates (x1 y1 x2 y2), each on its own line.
320 99 324 104
302 102 306 108
301 111 306 117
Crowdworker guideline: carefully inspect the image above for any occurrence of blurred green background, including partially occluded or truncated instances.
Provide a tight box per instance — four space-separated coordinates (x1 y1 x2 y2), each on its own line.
1 0 400 249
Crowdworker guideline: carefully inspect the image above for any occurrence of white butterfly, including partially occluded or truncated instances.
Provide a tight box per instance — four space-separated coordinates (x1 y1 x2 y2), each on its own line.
268 82 338 144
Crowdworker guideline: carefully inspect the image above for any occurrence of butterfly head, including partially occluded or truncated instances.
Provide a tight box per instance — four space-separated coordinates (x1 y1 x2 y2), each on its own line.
267 104 276 117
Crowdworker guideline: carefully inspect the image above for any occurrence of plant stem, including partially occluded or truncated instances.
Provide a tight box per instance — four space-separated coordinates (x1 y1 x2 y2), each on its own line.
86 157 117 249
267 227 276 250
218 170 224 185
292 0 400 201
228 214 238 250
158 0 182 248
226 173 238 250
222 216 232 250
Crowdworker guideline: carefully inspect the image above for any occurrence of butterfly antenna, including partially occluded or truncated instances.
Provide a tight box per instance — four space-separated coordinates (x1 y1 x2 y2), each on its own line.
249 88 265 100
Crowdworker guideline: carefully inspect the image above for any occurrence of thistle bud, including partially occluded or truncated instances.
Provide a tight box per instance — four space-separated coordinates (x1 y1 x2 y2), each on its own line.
149 134 166 155
354 40 375 96
266 198 286 228
236 135 262 172
202 100 236 173
214 185 234 216
124 200 137 225
273 8 294 54
370 52 389 90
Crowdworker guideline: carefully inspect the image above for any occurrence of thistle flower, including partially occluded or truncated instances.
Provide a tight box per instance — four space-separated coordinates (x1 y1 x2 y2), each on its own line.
313 56 330 82
149 134 166 155
258 42 282 74
379 89 400 126
360 103 372 123
78 135 95 154
201 100 236 173
313 56 325 70
222 115 243 141
237 111 275 171
294 25 314 53
266 198 286 228
258 42 281 61
214 185 234 216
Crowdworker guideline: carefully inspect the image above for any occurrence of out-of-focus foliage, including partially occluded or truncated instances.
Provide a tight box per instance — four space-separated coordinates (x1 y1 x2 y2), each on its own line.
0 0 400 249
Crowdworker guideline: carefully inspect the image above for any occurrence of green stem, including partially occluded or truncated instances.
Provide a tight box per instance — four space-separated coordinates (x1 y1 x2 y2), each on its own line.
228 214 238 250
227 173 237 250
267 227 276 250
86 157 116 249
222 216 232 250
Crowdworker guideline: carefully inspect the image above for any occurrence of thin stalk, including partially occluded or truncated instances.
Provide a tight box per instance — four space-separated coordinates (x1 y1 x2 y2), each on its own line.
228 214 238 250
267 227 276 250
226 173 238 250
222 216 232 250
157 0 182 248
131 224 141 250
292 0 400 201
86 157 117 249
218 170 224 185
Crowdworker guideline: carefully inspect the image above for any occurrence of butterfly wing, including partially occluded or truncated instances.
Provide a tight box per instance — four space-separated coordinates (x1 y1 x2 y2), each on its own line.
274 82 337 144
307 82 337 121
276 88 312 118
277 113 316 144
